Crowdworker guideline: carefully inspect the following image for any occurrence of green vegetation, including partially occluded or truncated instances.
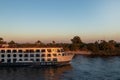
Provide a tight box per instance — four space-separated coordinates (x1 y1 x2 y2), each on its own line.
0 36 120 56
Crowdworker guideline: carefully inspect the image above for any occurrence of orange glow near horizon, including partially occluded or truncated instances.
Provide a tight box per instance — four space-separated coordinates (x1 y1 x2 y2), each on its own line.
2 33 120 43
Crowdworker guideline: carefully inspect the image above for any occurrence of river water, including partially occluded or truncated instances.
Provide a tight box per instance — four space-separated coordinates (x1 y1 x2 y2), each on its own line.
0 55 120 80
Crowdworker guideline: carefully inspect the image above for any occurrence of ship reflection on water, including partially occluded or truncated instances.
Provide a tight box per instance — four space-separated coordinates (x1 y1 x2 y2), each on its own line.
0 65 72 80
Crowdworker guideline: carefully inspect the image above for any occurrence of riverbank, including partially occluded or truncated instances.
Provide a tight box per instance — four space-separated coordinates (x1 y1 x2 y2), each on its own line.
66 51 92 55
90 51 120 57
69 50 120 57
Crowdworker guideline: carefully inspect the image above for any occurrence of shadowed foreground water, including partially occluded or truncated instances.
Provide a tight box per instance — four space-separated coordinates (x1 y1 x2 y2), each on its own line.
0 55 120 80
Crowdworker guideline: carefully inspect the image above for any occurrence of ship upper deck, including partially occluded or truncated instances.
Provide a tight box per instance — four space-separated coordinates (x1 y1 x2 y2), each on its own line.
0 48 64 53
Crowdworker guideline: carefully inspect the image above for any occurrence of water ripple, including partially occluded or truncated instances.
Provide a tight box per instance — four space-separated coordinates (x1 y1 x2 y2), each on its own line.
0 55 120 80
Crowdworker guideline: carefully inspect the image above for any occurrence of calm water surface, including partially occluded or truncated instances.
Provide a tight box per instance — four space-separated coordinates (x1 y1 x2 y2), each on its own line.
0 55 120 80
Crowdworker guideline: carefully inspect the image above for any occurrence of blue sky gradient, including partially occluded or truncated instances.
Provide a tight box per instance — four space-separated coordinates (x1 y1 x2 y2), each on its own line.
0 0 120 43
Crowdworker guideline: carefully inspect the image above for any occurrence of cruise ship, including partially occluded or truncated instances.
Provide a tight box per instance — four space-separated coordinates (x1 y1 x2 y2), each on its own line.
0 48 74 67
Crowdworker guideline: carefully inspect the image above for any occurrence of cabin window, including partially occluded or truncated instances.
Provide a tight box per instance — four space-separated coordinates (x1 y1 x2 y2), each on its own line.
41 49 46 53
19 54 22 57
1 59 4 62
53 54 57 57
36 59 40 61
7 54 11 57
30 49 34 53
61 49 64 52
41 54 45 57
47 58 51 62
25 50 29 53
1 54 5 57
24 59 28 61
47 49 52 52
13 59 17 62
7 50 11 53
1 50 5 53
52 49 54 52
7 59 11 63
30 54 34 57
58 53 61 56
30 59 34 61
24 54 28 57
62 53 65 56
36 49 40 53
36 54 40 57
41 58 45 62
13 54 17 57
57 49 61 52
12 50 17 53
47 54 51 57
19 59 22 61
18 50 23 53
53 58 57 62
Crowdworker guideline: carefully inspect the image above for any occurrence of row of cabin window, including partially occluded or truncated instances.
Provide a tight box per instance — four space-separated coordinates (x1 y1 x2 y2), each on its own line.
0 49 62 53
0 58 57 63
0 53 59 58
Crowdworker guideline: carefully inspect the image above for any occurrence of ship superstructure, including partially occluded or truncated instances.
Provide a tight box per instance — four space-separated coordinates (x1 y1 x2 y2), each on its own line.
0 48 74 67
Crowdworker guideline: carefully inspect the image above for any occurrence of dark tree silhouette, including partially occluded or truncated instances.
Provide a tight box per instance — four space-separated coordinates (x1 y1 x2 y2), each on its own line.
8 40 16 48
70 36 83 51
0 37 3 41
71 36 82 44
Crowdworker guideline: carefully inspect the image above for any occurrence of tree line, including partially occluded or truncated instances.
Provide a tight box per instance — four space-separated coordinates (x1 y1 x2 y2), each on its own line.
0 36 120 56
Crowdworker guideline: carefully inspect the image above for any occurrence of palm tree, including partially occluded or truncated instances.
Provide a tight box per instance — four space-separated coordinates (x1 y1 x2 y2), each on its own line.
71 36 83 51
0 37 4 44
71 36 82 44
0 37 3 41
52 41 56 44
35 40 42 44
35 40 45 47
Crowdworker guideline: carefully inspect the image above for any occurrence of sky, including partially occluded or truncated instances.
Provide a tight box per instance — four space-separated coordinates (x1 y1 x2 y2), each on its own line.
0 0 120 43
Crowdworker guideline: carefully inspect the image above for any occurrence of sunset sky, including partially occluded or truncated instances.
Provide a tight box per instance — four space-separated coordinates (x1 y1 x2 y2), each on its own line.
0 0 120 43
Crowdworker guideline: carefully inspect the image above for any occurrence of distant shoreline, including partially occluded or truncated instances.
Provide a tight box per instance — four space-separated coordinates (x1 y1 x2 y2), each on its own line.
72 50 120 57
